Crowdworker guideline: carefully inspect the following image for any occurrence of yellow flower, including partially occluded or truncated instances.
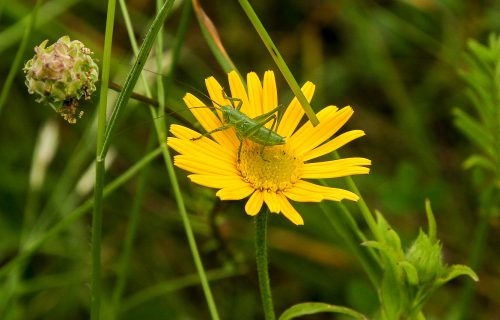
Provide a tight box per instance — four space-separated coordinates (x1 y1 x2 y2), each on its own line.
167 71 371 225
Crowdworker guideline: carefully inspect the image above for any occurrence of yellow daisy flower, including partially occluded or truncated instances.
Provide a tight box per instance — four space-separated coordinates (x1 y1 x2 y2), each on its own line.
167 70 371 225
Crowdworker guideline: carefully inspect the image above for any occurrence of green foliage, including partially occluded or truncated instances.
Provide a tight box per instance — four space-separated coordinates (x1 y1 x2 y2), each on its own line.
364 201 477 319
454 34 500 188
0 0 498 319
279 302 367 320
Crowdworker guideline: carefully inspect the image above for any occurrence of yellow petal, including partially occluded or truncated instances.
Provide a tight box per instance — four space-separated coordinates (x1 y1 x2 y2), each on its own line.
282 186 323 202
174 156 239 176
168 136 236 165
205 76 230 111
292 106 353 155
262 70 277 118
263 191 280 213
228 71 251 116
216 184 255 200
289 180 359 201
170 124 233 153
288 105 339 148
302 130 365 161
277 195 304 225
302 158 371 179
183 93 238 148
170 124 199 140
245 191 264 216
188 174 245 189
247 72 263 118
277 81 315 137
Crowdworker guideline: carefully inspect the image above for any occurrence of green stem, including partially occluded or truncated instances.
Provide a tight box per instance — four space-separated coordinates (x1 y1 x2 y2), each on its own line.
100 0 175 159
332 151 383 242
117 1 220 318
255 209 275 320
455 188 498 319
238 0 318 126
319 201 380 288
91 0 117 318
111 134 155 317
91 160 105 320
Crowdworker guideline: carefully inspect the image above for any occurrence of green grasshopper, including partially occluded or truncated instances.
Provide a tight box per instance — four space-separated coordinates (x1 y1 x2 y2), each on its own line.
110 80 288 161
191 90 287 161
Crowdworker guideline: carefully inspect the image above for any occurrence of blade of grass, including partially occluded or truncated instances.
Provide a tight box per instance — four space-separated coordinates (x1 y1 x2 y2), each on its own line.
121 267 241 313
111 133 155 317
0 0 80 53
155 1 220 317
192 0 237 74
118 0 221 318
100 0 175 158
0 146 162 279
91 0 117 317
238 0 319 126
318 200 380 288
0 0 42 117
329 150 383 243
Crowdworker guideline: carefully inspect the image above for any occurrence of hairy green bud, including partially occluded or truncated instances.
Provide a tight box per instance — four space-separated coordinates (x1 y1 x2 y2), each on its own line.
24 36 99 123
406 230 445 284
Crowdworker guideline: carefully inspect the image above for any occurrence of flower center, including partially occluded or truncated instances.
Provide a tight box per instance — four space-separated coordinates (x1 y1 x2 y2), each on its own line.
237 140 303 192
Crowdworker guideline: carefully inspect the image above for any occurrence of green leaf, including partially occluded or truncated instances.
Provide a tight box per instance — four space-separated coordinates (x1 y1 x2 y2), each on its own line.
400 261 419 286
386 229 404 256
424 199 437 242
463 154 496 171
435 265 479 286
278 302 367 320
453 108 495 158
380 262 404 319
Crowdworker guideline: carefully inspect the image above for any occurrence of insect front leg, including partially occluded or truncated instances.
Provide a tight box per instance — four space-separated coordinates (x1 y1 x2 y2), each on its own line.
222 90 243 110
191 123 233 141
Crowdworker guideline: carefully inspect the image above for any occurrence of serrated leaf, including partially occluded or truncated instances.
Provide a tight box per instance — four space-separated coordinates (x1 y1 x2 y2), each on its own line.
278 302 368 320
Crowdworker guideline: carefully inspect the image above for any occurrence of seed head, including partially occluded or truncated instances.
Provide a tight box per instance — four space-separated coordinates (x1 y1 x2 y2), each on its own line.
24 36 99 124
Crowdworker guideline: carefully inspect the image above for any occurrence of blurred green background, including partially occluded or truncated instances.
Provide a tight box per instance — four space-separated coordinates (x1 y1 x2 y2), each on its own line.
0 0 499 319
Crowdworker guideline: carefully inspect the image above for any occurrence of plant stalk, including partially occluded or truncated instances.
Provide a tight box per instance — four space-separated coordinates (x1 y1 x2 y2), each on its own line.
255 209 276 320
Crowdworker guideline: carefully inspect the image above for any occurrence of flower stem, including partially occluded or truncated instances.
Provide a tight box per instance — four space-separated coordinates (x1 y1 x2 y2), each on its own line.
255 209 276 320
332 151 383 242
455 188 498 319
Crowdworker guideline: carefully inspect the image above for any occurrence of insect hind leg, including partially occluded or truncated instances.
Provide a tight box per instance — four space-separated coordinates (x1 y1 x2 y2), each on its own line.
258 112 280 162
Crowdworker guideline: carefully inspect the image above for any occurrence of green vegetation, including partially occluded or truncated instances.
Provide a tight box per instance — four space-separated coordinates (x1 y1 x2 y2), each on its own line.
0 0 498 319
